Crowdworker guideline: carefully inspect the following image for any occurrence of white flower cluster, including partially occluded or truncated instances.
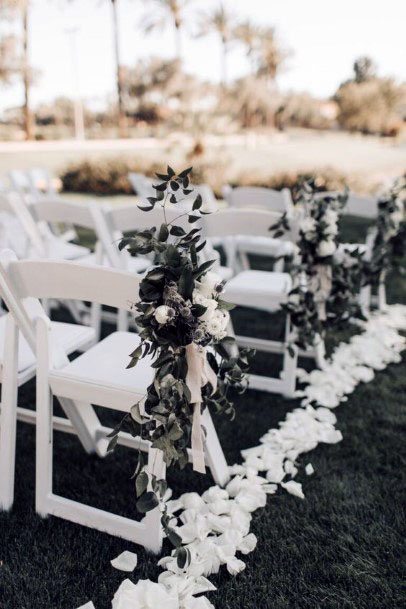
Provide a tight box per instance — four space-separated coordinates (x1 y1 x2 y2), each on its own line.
387 198 404 238
299 206 339 258
104 305 406 609
193 272 229 341
153 271 229 342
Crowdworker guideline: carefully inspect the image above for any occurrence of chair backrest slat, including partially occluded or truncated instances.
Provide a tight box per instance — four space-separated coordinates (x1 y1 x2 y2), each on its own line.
225 186 292 214
3 258 141 313
29 199 96 230
104 203 191 234
202 208 283 239
344 194 378 219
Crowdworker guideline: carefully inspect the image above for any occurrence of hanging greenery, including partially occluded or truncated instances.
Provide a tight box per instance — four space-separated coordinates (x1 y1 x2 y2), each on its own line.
107 166 252 566
270 182 364 350
366 176 406 289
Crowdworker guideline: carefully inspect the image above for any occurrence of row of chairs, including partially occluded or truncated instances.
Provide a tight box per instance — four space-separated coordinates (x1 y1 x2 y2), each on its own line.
0 170 382 552
0 186 298 551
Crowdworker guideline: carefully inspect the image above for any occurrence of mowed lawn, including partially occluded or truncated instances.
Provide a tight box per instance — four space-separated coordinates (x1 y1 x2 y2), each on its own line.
0 217 405 609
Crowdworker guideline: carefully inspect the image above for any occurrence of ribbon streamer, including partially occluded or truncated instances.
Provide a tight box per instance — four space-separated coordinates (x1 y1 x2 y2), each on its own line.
310 265 332 321
185 343 217 474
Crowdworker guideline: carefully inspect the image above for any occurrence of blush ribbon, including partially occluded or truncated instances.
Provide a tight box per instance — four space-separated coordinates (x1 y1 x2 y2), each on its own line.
185 342 217 474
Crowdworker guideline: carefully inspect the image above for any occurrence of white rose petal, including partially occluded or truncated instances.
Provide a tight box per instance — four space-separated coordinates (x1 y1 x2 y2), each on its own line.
76 603 95 609
110 551 138 572
305 463 315 475
317 239 337 257
281 480 305 499
226 557 246 576
154 304 173 324
112 579 179 609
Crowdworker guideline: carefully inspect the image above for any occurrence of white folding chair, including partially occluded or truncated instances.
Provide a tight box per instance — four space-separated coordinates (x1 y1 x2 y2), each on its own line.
26 167 59 198
222 186 294 271
27 197 153 332
0 252 99 511
128 172 155 199
91 202 231 330
225 186 293 214
320 191 380 311
202 209 301 397
8 170 35 198
0 254 229 550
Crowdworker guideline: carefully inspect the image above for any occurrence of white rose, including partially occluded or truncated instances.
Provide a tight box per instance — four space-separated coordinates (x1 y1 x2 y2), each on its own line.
200 299 218 322
205 310 229 339
317 239 336 257
154 305 173 324
391 210 403 227
299 217 317 238
289 293 301 305
112 579 179 609
324 209 338 225
196 271 222 297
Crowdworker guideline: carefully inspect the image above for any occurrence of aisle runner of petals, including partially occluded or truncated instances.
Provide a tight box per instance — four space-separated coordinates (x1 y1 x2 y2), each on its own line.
79 305 406 609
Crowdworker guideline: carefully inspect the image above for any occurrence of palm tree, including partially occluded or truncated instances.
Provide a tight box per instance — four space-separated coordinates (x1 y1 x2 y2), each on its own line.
255 26 287 84
110 0 127 136
68 0 127 136
0 35 18 83
1 0 34 139
140 0 192 59
234 19 260 74
197 1 235 86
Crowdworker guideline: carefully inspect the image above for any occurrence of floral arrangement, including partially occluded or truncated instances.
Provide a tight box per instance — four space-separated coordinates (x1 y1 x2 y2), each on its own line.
271 182 363 350
367 176 405 291
108 166 251 565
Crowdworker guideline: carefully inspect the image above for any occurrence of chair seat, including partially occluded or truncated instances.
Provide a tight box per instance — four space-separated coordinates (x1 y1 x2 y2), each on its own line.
0 316 95 376
218 265 233 281
49 332 155 412
235 236 296 258
39 238 90 261
224 270 292 312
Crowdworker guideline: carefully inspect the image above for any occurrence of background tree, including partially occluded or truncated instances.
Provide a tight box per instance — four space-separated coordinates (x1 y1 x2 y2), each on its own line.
0 0 34 139
234 19 259 74
140 0 192 59
197 1 236 86
335 57 405 136
353 56 376 83
110 0 127 137
0 35 19 83
255 26 288 84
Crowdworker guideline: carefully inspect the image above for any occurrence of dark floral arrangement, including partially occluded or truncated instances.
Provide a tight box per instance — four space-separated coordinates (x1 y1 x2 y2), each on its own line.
366 176 405 291
271 182 364 350
108 166 251 566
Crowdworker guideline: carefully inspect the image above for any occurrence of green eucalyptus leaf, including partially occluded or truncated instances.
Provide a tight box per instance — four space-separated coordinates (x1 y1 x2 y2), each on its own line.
136 491 159 513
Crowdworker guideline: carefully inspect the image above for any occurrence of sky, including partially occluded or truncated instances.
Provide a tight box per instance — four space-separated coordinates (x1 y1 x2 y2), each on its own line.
0 0 405 113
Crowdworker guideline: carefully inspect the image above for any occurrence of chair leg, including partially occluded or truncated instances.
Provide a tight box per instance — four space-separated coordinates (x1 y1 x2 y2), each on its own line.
35 317 54 517
378 282 387 311
203 408 229 487
117 308 129 332
281 316 298 398
359 284 371 316
0 318 19 511
143 448 165 554
239 250 251 271
314 336 327 370
280 343 298 398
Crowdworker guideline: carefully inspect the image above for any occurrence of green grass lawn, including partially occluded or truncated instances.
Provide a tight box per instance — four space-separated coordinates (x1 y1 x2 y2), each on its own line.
0 219 404 609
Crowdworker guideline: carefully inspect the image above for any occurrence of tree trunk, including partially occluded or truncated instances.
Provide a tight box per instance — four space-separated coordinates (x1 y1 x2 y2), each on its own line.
22 2 33 140
111 0 127 137
221 36 228 88
174 22 182 60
